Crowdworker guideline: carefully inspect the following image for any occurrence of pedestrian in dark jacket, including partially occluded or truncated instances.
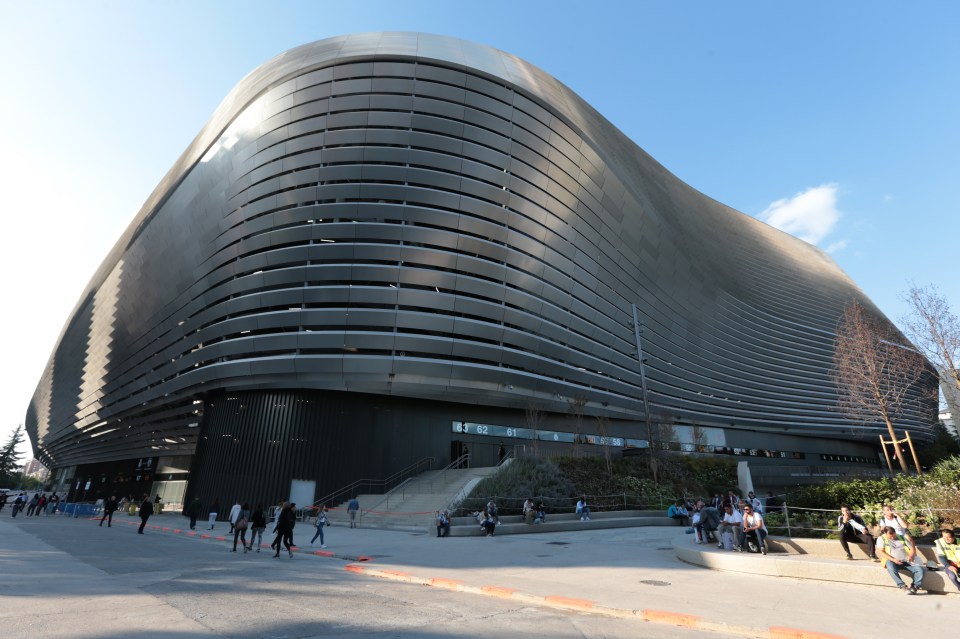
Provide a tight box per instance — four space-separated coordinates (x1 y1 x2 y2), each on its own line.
138 495 154 534
186 498 203 530
271 502 296 558
100 495 118 527
249 505 267 552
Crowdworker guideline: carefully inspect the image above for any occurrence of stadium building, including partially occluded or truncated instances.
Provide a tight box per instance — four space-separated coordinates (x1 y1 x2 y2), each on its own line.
25 33 937 510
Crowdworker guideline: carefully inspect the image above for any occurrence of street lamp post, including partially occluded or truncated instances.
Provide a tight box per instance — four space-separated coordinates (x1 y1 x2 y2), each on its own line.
631 304 654 454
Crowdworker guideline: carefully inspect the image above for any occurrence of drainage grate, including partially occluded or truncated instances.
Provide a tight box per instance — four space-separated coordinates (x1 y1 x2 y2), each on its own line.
656 547 673 551
640 580 671 587
546 541 570 546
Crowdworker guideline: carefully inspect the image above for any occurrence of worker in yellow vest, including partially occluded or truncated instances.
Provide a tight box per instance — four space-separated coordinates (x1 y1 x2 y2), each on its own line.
935 528 960 592
875 526 926 594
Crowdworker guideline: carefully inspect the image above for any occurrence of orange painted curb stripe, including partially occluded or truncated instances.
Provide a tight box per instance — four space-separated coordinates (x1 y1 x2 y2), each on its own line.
215 536 226 541
770 627 848 639
172 529 181 533
481 586 517 598
642 610 700 627
186 531 197 536
313 550 334 557
344 564 365 574
162 528 170 532
544 595 595 610
430 578 462 589
382 569 410 578
200 534 210 539
357 555 374 562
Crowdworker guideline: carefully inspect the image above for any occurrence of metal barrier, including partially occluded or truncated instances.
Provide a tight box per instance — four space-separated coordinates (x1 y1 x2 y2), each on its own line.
59 502 102 518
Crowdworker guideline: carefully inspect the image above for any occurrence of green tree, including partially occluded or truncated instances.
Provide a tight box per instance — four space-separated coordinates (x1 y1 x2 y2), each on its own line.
0 426 26 483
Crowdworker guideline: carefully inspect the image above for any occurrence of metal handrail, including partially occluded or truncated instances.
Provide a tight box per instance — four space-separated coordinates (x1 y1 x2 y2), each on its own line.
310 456 434 509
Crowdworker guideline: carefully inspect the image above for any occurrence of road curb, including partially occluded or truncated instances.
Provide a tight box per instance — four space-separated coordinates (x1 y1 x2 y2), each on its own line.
341 562 848 638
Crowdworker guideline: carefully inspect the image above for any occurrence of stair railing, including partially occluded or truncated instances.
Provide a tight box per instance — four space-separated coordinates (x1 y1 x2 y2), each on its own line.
310 456 434 513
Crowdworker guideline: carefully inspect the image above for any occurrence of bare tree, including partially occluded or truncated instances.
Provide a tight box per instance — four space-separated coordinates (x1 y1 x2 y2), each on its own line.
525 400 543 457
831 301 928 473
595 415 613 477
567 395 587 455
902 284 960 397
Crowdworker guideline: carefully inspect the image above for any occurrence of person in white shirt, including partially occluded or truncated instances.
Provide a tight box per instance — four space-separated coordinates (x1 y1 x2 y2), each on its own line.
742 503 767 555
717 504 744 551
228 501 242 533
746 491 763 514
837 505 879 561
875 526 925 594
879 505 911 540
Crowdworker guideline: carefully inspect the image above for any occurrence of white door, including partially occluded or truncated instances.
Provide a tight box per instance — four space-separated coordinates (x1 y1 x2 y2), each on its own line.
289 479 316 510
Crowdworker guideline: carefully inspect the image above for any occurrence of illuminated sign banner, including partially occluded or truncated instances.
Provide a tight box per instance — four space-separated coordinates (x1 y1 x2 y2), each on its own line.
452 421 627 448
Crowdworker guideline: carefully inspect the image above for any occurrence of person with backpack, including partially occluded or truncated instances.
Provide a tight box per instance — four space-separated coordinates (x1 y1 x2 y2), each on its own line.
232 504 250 553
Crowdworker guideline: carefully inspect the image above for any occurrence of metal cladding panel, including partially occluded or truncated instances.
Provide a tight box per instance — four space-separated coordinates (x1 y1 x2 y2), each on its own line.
27 32 936 470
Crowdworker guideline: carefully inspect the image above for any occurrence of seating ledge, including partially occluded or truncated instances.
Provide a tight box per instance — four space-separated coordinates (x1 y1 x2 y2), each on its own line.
442 515 682 537
674 535 959 595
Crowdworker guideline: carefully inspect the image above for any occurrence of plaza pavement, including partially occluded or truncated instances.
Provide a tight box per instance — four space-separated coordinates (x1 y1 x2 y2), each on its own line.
0 510 957 638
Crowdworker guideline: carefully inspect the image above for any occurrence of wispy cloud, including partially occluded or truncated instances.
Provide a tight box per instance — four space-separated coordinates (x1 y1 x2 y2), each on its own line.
825 239 848 254
758 183 840 245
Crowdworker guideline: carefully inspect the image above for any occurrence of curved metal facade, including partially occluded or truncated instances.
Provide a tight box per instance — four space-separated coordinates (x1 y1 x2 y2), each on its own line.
27 33 935 477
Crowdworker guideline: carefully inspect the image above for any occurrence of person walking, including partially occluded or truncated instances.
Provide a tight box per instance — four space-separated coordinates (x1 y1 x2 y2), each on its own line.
207 499 219 530
26 493 40 516
248 504 267 552
232 504 250 553
137 495 154 534
186 497 203 530
310 505 328 548
45 493 59 515
34 494 47 516
99 495 118 527
272 502 296 558
347 497 359 528
228 500 242 534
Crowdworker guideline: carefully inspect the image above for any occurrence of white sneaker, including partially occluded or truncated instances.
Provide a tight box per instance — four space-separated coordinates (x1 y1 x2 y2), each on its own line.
321 544 327 549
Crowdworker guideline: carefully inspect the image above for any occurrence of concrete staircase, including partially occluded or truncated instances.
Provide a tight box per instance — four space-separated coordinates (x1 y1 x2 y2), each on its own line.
322 466 499 531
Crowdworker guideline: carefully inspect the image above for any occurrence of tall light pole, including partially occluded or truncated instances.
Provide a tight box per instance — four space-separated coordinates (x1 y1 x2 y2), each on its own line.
632 304 654 454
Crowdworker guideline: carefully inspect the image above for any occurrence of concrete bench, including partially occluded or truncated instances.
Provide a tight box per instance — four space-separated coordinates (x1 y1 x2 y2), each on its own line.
674 534 958 595
442 510 683 537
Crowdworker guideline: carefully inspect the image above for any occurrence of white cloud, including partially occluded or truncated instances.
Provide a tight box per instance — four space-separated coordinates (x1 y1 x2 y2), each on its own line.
758 183 841 245
826 239 849 254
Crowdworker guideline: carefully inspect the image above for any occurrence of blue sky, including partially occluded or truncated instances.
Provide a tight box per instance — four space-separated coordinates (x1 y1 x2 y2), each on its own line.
1 1 957 458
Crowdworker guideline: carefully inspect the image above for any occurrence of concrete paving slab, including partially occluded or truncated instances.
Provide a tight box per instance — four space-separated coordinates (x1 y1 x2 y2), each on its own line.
2 511 959 639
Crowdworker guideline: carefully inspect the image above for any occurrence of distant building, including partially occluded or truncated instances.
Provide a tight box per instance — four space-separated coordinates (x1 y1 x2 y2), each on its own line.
21 458 49 481
25 33 938 510
940 374 960 439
